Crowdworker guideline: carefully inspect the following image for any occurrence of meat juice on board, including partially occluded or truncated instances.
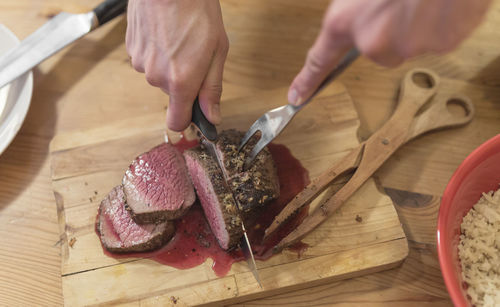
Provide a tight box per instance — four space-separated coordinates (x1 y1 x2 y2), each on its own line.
98 136 310 277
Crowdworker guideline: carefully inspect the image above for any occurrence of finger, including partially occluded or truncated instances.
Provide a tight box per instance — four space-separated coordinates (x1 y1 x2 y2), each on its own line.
126 6 145 73
131 52 145 73
288 25 352 106
166 89 197 132
198 38 229 125
144 51 166 88
165 63 207 131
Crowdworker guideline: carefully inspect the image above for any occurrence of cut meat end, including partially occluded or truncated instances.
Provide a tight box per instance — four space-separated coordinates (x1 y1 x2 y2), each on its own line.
213 129 246 178
123 142 196 223
214 129 280 213
184 147 243 250
97 185 175 253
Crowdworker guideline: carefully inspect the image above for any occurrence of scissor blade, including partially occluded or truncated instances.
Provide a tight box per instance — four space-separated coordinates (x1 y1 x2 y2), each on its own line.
0 12 97 89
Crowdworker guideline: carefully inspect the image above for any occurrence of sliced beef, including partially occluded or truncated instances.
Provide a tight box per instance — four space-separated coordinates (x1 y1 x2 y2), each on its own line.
215 129 280 214
123 143 196 223
183 147 243 250
97 185 175 253
184 129 280 250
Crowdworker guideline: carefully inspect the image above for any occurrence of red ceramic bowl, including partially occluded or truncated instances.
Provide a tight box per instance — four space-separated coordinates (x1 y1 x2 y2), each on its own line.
437 133 500 307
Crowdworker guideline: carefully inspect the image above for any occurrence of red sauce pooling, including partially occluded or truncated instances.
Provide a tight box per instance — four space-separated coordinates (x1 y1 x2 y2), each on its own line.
247 144 311 260
154 206 243 276
170 136 199 153
98 137 310 277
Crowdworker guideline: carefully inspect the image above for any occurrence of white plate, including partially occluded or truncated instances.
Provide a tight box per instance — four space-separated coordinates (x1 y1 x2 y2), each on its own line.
0 24 33 156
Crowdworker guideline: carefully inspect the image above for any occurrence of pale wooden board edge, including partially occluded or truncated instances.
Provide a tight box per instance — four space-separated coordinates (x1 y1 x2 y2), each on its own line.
60 238 408 306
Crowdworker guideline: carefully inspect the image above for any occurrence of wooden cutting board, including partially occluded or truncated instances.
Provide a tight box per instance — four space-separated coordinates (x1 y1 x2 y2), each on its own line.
49 82 408 306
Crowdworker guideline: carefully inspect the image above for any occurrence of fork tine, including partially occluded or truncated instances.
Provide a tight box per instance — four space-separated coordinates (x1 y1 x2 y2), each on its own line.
244 137 269 170
238 118 262 151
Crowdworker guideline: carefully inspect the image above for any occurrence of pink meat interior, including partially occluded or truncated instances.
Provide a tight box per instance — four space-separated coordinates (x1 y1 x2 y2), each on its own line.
184 155 229 249
123 143 195 212
100 186 159 248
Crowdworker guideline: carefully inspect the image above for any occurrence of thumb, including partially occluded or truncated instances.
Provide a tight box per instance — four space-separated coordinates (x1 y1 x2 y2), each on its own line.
198 40 229 125
288 25 352 106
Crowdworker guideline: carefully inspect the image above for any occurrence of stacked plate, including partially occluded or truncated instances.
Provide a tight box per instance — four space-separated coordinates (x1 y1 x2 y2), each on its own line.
0 24 33 156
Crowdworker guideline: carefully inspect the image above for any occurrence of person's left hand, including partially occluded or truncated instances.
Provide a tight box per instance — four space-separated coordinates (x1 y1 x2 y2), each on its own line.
287 0 491 106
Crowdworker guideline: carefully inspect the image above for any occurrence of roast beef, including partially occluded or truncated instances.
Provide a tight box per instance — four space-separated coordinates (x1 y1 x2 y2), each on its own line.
123 143 196 223
215 130 280 213
183 147 243 250
184 130 280 250
97 185 175 253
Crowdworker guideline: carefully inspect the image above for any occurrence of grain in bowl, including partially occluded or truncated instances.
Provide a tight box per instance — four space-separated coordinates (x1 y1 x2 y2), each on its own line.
458 187 500 306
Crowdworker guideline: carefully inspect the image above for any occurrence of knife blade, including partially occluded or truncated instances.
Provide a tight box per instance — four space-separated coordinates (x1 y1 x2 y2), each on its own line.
191 98 262 287
0 0 128 90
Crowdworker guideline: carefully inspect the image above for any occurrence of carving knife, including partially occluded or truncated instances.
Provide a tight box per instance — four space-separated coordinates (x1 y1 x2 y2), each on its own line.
191 98 262 288
0 0 128 90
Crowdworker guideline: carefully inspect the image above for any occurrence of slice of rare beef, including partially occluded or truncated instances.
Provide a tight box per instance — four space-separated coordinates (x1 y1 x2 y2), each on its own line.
123 142 195 223
214 129 280 214
97 185 175 253
184 147 243 250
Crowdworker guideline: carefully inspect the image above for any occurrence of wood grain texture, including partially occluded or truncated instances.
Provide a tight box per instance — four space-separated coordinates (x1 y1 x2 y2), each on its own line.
240 190 447 307
0 0 500 305
50 85 408 306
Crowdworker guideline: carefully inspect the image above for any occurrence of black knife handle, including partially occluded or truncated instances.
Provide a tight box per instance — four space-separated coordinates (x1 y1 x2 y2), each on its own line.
192 97 218 142
93 0 128 26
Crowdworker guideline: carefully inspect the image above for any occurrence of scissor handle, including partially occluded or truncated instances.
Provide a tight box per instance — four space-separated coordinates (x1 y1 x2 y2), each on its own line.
394 68 440 115
407 93 474 141
348 68 440 189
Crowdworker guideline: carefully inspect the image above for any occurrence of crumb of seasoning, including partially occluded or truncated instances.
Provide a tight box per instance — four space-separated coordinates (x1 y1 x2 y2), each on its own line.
69 237 77 248
94 190 98 195
197 234 211 248
355 215 363 223
170 296 178 304
89 197 93 203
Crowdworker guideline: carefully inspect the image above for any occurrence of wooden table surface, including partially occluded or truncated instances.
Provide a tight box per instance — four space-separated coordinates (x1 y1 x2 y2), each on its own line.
0 0 499 305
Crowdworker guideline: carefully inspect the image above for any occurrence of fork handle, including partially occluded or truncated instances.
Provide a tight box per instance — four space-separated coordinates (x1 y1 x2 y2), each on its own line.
292 48 359 111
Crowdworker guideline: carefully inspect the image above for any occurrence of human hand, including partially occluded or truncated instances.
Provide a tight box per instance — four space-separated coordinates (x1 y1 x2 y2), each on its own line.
126 0 229 131
288 0 491 106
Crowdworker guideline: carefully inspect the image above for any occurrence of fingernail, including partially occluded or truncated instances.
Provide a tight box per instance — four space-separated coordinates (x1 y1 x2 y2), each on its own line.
288 88 302 106
211 103 221 124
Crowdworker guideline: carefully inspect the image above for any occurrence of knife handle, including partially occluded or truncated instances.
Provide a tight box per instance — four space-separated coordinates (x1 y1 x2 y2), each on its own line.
93 0 128 26
192 97 218 142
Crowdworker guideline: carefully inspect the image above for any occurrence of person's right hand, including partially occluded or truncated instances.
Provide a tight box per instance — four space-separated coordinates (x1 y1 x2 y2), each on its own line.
126 0 229 132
